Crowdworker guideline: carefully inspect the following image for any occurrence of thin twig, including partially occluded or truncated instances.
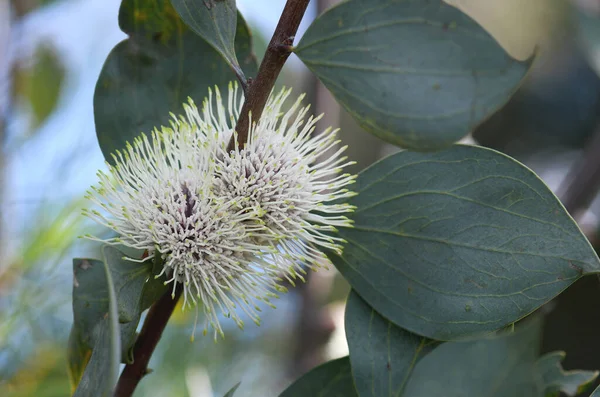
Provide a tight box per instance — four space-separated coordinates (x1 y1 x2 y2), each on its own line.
232 64 249 96
114 286 182 397
227 0 311 152
559 123 600 217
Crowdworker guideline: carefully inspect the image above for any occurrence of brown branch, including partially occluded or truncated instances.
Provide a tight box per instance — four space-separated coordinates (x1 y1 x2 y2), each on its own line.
227 0 311 152
114 286 182 397
113 2 311 395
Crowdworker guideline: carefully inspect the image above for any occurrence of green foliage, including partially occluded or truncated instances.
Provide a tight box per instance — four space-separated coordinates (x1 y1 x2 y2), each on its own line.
345 292 582 397
223 382 242 397
296 0 531 151
94 0 257 163
103 246 167 363
14 43 65 131
69 257 120 396
103 247 148 362
118 0 181 36
170 0 243 77
68 246 167 395
18 198 86 271
535 351 598 397
402 317 542 396
73 321 120 397
279 357 358 397
345 291 437 397
0 197 88 394
139 250 169 311
330 145 600 340
66 327 90 392
2 346 71 397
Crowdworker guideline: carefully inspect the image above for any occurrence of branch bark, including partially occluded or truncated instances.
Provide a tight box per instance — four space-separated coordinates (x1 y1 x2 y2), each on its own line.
227 0 311 152
114 286 182 397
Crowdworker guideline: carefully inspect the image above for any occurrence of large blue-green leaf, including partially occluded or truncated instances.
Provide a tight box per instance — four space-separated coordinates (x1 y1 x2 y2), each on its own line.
329 145 600 340
535 351 598 397
94 0 256 163
70 258 120 397
170 0 242 77
345 291 437 397
296 0 532 151
279 357 358 397
345 291 563 397
403 317 542 396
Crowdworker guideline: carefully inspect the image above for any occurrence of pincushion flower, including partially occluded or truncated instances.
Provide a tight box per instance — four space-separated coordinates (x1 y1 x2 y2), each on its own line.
211 86 357 281
83 82 356 338
83 110 280 338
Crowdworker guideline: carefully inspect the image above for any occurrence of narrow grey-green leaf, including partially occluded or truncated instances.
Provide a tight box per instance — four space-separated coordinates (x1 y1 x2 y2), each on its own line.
102 246 153 363
140 250 169 312
71 259 113 351
73 320 120 397
535 351 598 397
345 290 437 397
279 357 358 397
296 0 532 151
591 384 600 397
70 246 159 380
66 326 91 391
72 258 120 396
403 317 542 396
329 145 600 340
95 0 256 163
170 0 241 76
223 382 241 397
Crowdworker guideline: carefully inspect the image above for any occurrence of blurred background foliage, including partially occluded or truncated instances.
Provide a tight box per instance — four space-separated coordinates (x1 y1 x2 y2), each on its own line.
3 0 600 396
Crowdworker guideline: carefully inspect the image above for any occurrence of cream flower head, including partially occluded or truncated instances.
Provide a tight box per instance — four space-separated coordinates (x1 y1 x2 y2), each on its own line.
212 86 357 282
83 83 356 338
